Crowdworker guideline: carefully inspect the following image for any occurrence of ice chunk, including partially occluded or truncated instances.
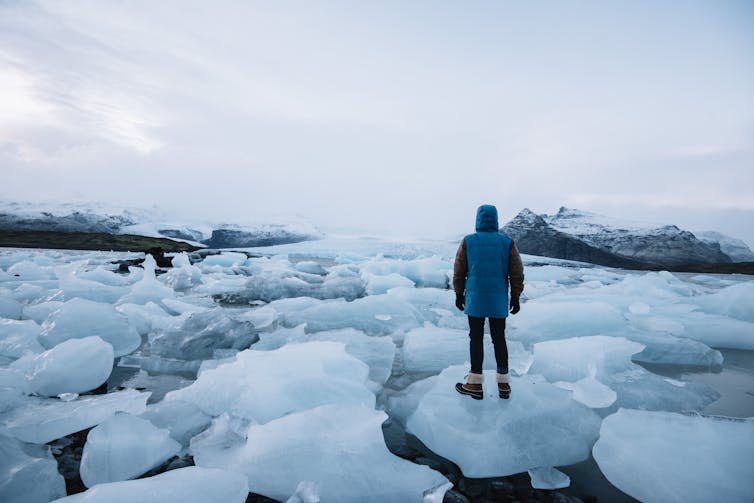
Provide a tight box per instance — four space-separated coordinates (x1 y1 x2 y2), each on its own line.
360 255 450 288
285 481 320 503
242 265 366 302
593 409 754 503
58 269 126 303
233 306 277 330
691 282 754 322
149 308 257 360
167 342 374 423
510 300 626 343
266 296 323 317
628 301 651 314
117 255 175 306
0 368 30 396
161 298 210 315
0 297 23 319
627 312 684 335
161 253 203 291
192 404 449 502
554 374 617 408
6 283 52 304
679 311 754 350
400 366 601 477
20 336 113 396
363 272 415 295
39 298 141 357
0 319 44 359
201 252 248 268
530 336 720 412
115 302 173 337
139 399 212 446
76 266 134 287
527 467 570 490
52 466 249 503
383 287 460 325
0 389 149 443
80 412 181 487
401 325 532 376
606 271 702 299
294 260 327 275
7 261 56 281
21 301 64 324
628 329 724 369
283 295 421 335
253 325 396 384
529 336 644 382
0 434 66 503
118 354 202 376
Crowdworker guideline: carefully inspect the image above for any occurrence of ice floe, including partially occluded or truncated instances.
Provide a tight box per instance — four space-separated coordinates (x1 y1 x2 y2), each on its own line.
192 404 449 502
593 409 754 503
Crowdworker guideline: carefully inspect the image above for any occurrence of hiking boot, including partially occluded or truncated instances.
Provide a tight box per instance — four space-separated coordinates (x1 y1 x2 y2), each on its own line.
455 373 483 400
497 372 511 399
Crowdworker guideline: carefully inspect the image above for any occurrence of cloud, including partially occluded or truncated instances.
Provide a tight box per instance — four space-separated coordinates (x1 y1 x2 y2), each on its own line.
0 0 753 244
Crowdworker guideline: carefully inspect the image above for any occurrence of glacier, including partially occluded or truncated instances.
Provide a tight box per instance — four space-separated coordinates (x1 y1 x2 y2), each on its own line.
0 235 752 502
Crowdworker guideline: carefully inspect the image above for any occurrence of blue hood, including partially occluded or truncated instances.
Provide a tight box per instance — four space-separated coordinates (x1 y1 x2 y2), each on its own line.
475 204 499 232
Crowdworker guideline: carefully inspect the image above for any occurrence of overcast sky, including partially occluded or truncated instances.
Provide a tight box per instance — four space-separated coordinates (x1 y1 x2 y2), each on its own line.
1 0 753 244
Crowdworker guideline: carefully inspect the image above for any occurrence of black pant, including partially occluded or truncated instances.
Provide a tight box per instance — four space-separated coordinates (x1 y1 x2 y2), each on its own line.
468 316 508 375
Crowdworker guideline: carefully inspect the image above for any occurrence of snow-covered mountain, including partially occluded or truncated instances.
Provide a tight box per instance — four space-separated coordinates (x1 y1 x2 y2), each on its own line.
695 231 754 262
503 207 747 268
0 201 323 248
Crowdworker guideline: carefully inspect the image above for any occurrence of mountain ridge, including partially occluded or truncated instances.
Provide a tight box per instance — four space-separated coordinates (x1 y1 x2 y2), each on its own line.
502 207 750 269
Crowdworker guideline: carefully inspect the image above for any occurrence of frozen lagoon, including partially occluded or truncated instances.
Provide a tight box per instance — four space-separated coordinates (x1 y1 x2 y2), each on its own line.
0 236 753 503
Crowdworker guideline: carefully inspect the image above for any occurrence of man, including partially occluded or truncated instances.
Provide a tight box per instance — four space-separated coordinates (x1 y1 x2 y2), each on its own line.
453 204 524 400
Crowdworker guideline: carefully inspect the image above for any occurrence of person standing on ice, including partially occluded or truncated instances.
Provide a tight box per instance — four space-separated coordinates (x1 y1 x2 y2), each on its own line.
453 204 524 400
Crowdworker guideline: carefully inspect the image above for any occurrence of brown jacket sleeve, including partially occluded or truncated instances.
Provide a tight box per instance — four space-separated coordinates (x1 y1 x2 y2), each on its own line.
452 239 467 296
508 240 524 299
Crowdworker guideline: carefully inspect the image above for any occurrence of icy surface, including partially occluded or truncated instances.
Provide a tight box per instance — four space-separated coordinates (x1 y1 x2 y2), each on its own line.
0 433 66 503
139 399 212 446
1 235 753 500
691 282 754 323
166 342 375 422
38 298 141 357
530 336 720 411
22 301 64 324
53 466 249 502
253 325 395 384
20 336 113 396
241 264 365 302
0 389 149 443
80 412 181 487
117 255 175 306
149 308 257 360
0 319 44 359
282 294 422 335
192 404 449 503
398 366 602 477
0 297 23 319
593 409 754 503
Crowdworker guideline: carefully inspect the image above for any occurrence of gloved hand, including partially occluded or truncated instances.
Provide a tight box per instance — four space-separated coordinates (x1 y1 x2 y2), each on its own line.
455 294 465 312
509 297 520 315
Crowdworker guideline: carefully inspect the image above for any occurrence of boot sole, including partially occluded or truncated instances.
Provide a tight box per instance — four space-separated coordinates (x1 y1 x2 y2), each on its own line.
499 390 511 399
455 382 483 400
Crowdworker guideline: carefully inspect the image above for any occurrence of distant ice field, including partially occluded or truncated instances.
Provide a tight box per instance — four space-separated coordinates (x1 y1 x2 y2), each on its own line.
1 236 752 503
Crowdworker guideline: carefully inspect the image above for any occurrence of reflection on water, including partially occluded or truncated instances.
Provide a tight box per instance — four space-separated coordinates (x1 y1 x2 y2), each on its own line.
642 349 754 418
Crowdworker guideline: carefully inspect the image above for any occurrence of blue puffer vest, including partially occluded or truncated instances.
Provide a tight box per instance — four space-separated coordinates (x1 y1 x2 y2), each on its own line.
463 205 512 319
